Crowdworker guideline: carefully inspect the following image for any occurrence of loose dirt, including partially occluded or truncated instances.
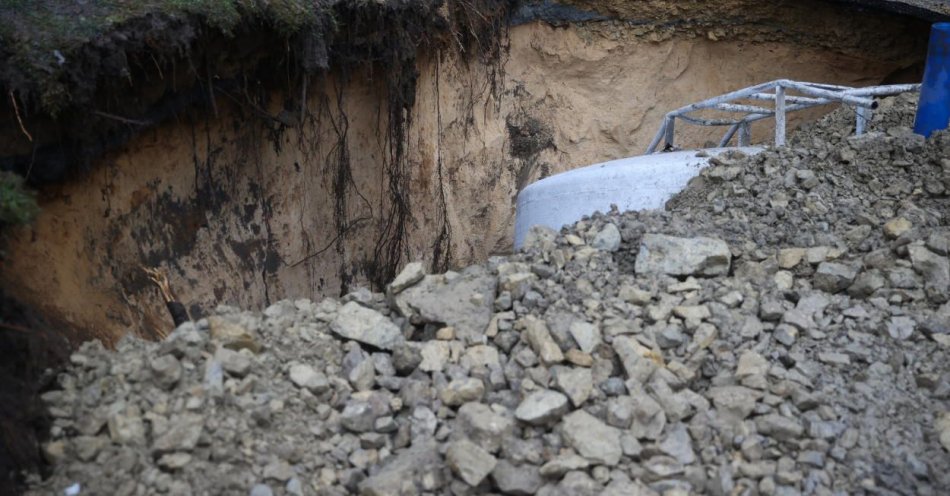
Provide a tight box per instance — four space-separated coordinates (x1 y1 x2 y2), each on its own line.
24 96 950 495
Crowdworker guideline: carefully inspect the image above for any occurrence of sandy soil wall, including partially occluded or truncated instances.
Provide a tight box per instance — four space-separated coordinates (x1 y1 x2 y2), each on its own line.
0 17 924 342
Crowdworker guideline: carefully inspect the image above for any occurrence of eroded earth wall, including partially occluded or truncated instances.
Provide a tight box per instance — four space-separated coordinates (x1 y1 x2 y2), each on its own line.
0 6 927 342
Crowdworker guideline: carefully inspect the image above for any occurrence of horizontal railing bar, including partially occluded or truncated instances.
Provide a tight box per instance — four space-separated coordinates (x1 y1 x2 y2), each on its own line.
747 93 829 105
779 80 876 108
645 81 921 154
712 103 774 114
844 84 921 97
677 114 742 126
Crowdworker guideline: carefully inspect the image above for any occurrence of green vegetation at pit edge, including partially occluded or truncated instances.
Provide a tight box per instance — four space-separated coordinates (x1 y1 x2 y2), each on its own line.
0 0 331 115
0 171 38 226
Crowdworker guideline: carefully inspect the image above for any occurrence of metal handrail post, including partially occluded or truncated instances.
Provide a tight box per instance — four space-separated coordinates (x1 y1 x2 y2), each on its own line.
847 84 920 97
775 85 786 147
644 81 921 154
664 117 676 149
781 80 876 108
646 117 668 154
719 122 741 147
856 106 871 135
738 122 751 146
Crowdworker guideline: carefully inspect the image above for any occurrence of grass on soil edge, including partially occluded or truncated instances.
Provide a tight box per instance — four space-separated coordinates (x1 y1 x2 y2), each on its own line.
0 0 335 115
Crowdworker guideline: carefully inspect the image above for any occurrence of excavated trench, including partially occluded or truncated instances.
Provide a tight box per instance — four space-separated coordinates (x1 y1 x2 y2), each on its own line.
0 1 931 346
0 0 938 491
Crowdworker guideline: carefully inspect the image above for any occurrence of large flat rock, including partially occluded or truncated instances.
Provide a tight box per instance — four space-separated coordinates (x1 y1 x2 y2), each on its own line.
392 268 496 343
635 234 731 277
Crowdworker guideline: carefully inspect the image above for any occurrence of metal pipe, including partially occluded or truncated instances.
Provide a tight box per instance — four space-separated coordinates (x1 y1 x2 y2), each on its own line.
748 93 830 105
719 123 741 147
775 86 786 147
846 84 920 97
738 122 751 146
677 114 741 126
645 80 920 154
740 103 814 123
804 82 853 91
780 80 877 109
668 80 781 114
664 117 676 148
856 106 871 135
646 117 669 154
713 103 774 114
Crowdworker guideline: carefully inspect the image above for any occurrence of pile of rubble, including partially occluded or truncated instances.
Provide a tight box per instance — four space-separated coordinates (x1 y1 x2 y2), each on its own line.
27 94 950 495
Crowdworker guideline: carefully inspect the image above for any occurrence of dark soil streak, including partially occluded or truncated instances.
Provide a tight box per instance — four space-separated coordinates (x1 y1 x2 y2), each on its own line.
432 54 452 274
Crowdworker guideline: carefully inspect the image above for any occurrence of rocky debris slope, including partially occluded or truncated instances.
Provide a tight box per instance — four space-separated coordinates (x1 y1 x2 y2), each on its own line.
27 95 950 495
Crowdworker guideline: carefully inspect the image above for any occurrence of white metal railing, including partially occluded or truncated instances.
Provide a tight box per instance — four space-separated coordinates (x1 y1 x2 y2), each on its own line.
645 80 921 154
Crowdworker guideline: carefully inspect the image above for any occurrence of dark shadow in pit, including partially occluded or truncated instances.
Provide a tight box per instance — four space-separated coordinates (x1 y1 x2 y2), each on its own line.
0 292 71 496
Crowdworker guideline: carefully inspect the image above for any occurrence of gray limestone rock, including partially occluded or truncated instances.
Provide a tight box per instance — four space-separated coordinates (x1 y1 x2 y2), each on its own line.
207 316 261 353
848 269 886 298
635 234 731 277
606 396 635 429
522 225 558 253
331 302 404 350
263 460 295 482
612 336 658 385
909 244 950 299
628 392 667 440
928 232 950 256
341 395 391 433
755 414 804 441
937 413 950 452
359 440 442 496
106 405 146 446
214 347 252 377
540 454 590 478
707 386 759 425
151 414 204 454
149 354 182 389
658 423 696 464
343 347 376 392
655 324 686 348
410 406 438 440
736 350 769 389
393 268 496 342
250 485 274 496
782 308 814 331
523 316 564 365
592 223 622 252
157 452 192 470
560 410 623 466
288 363 330 393
568 321 602 354
887 316 917 340
558 470 602 494
446 439 497 486
813 262 859 293
552 366 593 407
388 262 426 295
440 378 485 406
515 390 570 425
491 460 543 495
884 217 912 239
457 402 514 453
391 343 423 375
